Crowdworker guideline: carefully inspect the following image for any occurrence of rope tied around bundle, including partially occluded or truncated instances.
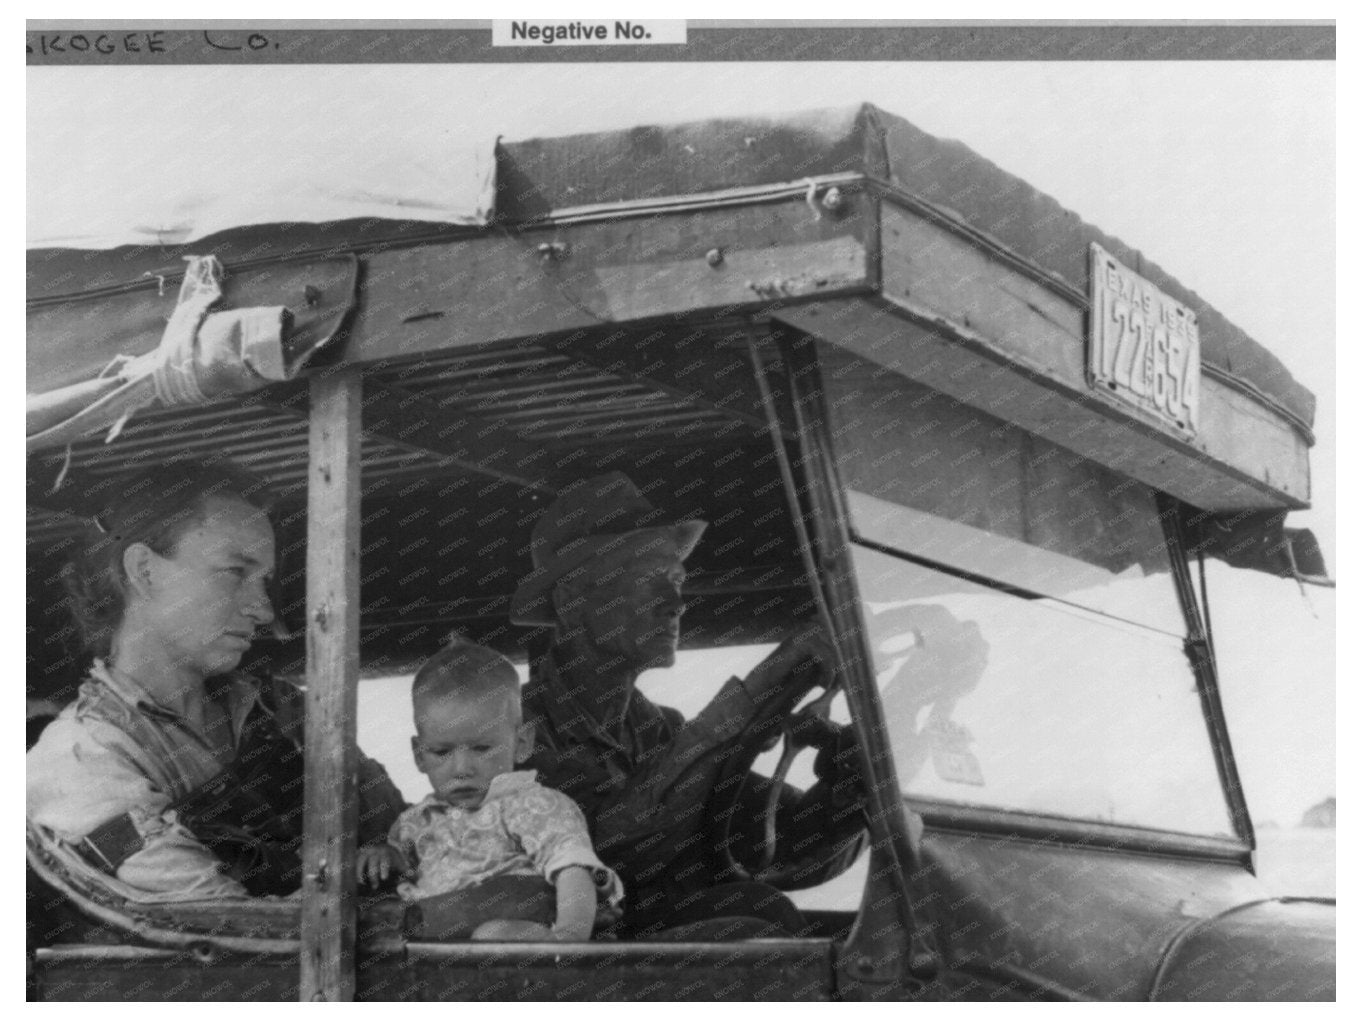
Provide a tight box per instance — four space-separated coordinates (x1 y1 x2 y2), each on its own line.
27 254 292 476
100 255 224 443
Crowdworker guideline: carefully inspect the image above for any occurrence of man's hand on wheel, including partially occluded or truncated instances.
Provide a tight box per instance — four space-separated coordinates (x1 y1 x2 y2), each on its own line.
741 626 836 704
807 716 866 812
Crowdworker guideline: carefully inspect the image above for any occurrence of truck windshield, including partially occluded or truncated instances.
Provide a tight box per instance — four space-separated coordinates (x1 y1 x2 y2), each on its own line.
823 347 1234 838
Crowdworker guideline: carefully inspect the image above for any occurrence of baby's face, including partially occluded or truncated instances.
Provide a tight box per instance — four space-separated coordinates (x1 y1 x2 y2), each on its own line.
411 689 529 810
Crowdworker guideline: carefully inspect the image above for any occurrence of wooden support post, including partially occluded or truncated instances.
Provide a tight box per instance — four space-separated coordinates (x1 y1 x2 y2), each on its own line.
300 369 362 1002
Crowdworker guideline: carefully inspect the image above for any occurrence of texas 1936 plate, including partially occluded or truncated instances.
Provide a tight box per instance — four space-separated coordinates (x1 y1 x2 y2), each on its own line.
1088 244 1201 437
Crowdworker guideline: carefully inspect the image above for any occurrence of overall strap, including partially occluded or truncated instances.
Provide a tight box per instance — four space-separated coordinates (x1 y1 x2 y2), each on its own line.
79 698 303 887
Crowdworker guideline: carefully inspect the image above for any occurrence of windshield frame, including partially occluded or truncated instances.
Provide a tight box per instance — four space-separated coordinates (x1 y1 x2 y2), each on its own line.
1154 493 1255 849
793 330 1255 862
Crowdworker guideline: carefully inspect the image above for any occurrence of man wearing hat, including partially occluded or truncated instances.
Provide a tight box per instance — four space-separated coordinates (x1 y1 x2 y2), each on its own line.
510 472 866 938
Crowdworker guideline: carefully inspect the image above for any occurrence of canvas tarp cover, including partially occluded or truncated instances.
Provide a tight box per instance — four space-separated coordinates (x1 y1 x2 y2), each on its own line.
26 93 494 250
28 102 1312 437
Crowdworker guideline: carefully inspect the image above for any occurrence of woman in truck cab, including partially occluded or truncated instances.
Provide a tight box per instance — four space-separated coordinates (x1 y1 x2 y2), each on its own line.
509 472 867 938
26 460 405 900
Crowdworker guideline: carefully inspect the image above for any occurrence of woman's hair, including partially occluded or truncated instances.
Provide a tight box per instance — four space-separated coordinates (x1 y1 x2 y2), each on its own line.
63 459 274 658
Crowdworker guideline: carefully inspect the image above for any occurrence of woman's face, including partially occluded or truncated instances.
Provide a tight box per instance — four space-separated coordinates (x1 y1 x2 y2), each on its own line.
132 496 276 679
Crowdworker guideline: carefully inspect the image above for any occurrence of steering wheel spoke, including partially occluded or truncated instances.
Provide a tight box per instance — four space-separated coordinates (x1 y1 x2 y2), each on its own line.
717 675 850 886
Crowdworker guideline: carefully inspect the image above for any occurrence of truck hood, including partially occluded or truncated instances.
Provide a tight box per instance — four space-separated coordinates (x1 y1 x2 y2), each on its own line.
1150 898 1335 1001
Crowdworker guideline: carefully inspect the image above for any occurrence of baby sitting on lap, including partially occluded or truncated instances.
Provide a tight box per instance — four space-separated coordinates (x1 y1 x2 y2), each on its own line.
358 641 623 940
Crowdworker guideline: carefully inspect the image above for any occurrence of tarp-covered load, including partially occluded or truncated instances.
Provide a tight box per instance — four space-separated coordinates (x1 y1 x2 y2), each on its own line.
490 104 1315 437
28 104 1313 442
27 104 1320 582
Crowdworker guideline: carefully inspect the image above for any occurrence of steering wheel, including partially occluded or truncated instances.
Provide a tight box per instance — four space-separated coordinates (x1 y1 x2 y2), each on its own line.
711 661 855 888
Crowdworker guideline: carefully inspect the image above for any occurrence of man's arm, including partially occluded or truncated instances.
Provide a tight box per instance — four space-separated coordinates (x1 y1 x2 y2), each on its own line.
571 672 811 887
590 631 866 886
356 752 407 845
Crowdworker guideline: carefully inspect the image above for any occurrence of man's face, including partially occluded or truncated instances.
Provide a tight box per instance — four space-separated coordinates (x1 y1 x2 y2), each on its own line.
411 688 531 810
568 545 687 671
135 496 276 680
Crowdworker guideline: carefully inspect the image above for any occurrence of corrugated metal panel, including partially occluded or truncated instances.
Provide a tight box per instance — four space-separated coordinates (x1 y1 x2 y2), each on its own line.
26 332 762 542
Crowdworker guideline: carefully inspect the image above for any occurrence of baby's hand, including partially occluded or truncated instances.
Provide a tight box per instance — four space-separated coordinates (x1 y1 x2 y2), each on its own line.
356 843 405 888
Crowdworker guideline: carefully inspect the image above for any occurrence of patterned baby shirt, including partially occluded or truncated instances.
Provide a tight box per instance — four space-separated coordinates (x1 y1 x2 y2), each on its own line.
389 769 624 919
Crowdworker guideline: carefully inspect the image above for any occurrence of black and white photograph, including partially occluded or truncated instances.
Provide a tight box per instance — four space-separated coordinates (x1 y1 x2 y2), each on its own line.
24 19 1337 1002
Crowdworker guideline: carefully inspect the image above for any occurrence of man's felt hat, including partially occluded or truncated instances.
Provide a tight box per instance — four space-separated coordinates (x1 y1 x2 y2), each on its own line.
509 472 706 626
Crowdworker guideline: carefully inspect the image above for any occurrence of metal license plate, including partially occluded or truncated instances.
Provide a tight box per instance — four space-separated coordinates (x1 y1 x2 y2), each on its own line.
1088 244 1201 436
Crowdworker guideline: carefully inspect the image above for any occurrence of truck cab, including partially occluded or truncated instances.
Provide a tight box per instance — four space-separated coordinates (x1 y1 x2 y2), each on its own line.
26 103 1333 1001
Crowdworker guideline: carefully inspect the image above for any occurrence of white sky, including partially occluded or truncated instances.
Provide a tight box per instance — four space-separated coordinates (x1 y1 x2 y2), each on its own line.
23 52 1338 833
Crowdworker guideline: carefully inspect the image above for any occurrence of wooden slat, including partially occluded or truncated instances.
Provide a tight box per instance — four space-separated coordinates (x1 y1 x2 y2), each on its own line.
343 199 869 366
540 328 797 441
361 380 555 495
300 369 362 1002
58 424 306 467
260 379 555 497
522 413 727 444
386 349 570 384
437 380 658 412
